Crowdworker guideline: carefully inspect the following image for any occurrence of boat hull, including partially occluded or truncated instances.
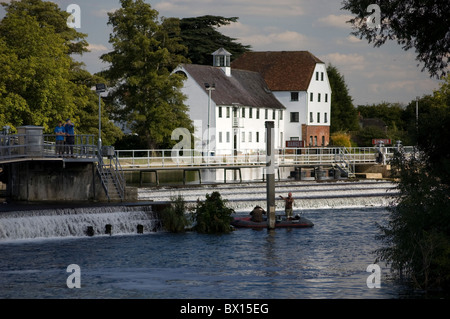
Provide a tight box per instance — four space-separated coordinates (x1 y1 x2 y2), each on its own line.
231 216 314 229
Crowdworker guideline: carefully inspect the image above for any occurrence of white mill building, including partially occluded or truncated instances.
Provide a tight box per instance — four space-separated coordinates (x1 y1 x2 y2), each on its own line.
174 48 331 156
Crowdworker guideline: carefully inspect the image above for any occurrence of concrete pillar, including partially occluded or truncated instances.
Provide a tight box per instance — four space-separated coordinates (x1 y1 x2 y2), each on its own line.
265 121 276 230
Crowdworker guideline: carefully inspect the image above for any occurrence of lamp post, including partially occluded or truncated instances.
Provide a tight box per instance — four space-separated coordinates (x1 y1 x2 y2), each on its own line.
96 83 107 153
205 83 215 160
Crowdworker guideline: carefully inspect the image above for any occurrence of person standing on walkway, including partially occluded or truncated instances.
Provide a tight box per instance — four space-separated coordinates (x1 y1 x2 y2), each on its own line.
64 119 75 157
54 121 66 156
279 192 294 219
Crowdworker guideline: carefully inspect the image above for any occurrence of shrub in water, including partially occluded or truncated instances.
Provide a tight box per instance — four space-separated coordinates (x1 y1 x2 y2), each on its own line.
161 195 191 233
194 191 235 234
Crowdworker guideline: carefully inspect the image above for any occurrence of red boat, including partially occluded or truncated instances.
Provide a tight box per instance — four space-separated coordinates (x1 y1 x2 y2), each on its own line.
231 215 314 229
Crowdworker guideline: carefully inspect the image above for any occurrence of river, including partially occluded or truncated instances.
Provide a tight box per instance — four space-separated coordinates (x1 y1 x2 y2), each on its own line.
0 180 421 300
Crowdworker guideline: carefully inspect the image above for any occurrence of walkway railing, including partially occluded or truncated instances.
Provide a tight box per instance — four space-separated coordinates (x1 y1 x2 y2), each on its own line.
115 146 413 168
0 134 98 162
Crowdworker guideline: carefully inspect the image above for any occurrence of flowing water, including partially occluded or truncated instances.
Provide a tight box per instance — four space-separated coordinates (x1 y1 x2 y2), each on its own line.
0 180 420 299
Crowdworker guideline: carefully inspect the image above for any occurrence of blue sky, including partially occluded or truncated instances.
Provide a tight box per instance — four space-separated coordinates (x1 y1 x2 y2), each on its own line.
1 0 444 106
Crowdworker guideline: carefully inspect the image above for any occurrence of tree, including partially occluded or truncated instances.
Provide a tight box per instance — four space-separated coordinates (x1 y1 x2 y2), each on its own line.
327 64 359 133
179 15 251 65
375 75 450 291
357 102 405 131
0 0 121 144
100 0 193 149
342 0 450 78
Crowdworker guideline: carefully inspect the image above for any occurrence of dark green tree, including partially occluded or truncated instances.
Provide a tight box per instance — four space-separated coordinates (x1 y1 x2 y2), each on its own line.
179 15 251 65
342 0 449 78
194 191 235 234
376 75 450 291
357 102 405 131
100 0 193 149
327 64 358 133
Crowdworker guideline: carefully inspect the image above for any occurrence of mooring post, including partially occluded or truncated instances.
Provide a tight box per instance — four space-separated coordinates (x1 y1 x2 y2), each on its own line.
265 121 276 229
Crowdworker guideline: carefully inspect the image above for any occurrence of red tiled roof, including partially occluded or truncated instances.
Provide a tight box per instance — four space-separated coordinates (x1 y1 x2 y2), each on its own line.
231 51 324 91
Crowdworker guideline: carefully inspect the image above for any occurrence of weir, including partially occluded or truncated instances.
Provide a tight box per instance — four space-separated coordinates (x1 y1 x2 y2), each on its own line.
0 205 161 241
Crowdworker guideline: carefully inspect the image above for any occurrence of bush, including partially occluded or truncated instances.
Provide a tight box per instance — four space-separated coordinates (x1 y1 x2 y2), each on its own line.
193 191 235 234
161 195 191 233
376 150 450 291
330 132 352 148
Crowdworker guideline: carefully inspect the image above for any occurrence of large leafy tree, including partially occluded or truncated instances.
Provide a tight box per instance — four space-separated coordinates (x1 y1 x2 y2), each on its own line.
327 64 358 133
342 0 450 78
179 15 251 65
101 0 192 149
0 0 121 144
376 76 450 291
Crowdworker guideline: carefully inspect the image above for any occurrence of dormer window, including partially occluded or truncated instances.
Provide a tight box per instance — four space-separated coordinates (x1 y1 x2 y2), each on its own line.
212 48 232 76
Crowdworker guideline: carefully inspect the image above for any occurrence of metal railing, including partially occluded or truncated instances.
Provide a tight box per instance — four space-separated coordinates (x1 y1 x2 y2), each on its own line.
0 134 98 161
115 146 413 168
97 146 125 201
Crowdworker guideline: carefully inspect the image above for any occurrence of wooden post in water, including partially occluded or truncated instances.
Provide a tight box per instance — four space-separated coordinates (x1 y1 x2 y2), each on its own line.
265 121 276 230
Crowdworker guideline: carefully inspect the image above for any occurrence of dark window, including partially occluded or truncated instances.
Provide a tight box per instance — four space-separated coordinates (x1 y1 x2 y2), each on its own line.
290 112 299 122
291 92 299 101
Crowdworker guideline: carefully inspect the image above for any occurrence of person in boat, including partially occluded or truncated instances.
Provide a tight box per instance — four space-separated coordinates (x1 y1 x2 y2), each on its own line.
250 205 266 222
279 192 294 219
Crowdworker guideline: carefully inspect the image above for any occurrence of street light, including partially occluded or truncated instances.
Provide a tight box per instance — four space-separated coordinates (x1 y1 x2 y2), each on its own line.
96 83 107 153
205 83 215 159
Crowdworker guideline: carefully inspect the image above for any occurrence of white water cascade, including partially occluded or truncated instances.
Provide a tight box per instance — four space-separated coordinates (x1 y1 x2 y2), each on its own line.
0 180 398 241
138 180 399 213
0 206 160 241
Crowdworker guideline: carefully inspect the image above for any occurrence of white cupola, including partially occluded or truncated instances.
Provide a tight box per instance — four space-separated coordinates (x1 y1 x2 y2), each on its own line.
212 48 232 76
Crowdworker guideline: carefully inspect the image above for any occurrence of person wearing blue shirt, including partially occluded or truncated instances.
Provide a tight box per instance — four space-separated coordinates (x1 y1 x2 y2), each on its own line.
54 121 66 156
64 118 75 156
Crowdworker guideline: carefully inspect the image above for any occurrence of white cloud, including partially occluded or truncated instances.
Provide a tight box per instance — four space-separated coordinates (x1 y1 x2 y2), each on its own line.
320 52 366 72
220 22 310 51
316 14 354 29
87 43 109 53
154 0 305 18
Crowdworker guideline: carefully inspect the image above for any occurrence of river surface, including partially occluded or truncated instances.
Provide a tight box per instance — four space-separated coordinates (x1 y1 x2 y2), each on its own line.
0 180 419 299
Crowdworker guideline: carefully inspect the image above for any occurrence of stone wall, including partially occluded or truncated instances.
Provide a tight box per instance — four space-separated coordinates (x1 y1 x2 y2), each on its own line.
5 161 109 202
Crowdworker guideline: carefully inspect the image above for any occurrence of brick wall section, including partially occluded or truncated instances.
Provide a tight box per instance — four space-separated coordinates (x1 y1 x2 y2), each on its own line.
302 125 330 147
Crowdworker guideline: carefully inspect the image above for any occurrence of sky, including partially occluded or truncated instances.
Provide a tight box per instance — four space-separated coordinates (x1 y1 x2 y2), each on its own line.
1 0 445 106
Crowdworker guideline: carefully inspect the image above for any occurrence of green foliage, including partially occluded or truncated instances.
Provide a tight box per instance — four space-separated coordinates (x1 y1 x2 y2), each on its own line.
327 64 359 133
375 76 450 291
100 0 193 149
193 191 235 234
0 0 122 144
330 132 352 148
352 126 388 147
342 0 449 78
179 15 251 65
161 195 191 233
357 102 406 131
376 150 450 290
